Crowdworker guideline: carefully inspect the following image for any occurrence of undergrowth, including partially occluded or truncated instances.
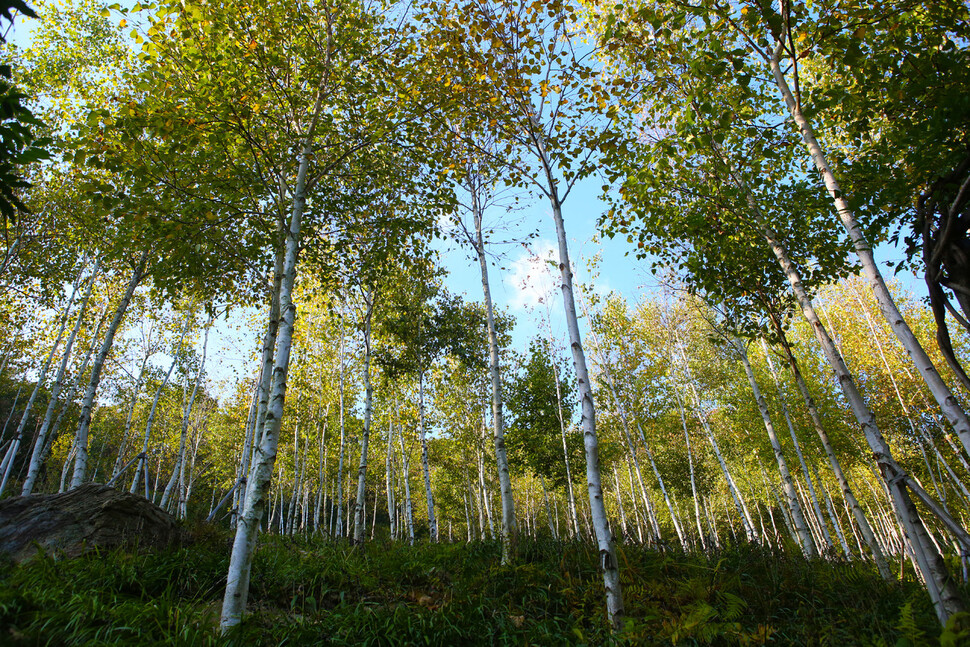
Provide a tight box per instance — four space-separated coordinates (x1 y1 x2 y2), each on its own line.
0 527 954 646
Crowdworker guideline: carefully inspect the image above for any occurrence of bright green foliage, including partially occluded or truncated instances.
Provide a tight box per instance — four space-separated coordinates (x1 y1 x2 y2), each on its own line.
504 338 582 489
0 531 944 645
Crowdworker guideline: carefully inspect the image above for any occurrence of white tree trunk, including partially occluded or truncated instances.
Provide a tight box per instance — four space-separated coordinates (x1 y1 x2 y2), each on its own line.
769 313 891 578
161 320 210 511
22 261 100 495
131 320 190 495
220 121 317 630
111 355 150 482
551 352 580 538
749 188 963 621
769 45 970 458
679 353 758 542
71 252 148 488
398 419 416 545
335 319 347 538
759 338 834 551
672 382 706 551
417 370 438 541
0 268 84 496
353 296 374 543
735 339 816 556
547 186 624 628
313 407 329 533
385 414 396 540
472 192 517 562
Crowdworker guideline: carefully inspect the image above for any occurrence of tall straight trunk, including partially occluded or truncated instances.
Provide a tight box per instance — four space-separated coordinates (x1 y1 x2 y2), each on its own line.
672 382 706 551
546 184 623 628
795 477 826 550
734 339 815 556
768 310 891 578
232 383 262 528
624 458 645 543
759 338 834 551
673 336 759 541
59 441 76 492
249 250 285 475
602 374 659 544
638 422 686 549
704 496 721 549
398 407 415 544
539 473 557 539
131 320 190 495
848 285 970 509
220 105 320 630
477 447 495 538
353 296 374 543
111 355 149 481
681 363 758 541
22 260 100 495
46 312 106 489
314 407 329 533
385 414 396 540
0 268 83 496
0 388 21 450
287 424 304 535
161 321 211 510
769 45 970 459
551 352 580 538
71 251 148 488
417 370 438 541
813 462 852 558
335 321 347 538
612 466 628 540
922 429 970 507
745 185 963 621
181 419 204 519
760 461 796 544
471 192 517 562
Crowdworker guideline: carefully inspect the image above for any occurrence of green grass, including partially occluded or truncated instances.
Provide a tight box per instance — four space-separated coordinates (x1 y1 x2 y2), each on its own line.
0 527 951 646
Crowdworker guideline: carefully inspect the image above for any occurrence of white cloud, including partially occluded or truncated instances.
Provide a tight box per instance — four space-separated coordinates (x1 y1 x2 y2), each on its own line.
504 240 561 312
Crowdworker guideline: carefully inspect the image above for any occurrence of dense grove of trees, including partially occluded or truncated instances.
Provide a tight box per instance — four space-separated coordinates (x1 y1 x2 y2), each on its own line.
1 0 968 634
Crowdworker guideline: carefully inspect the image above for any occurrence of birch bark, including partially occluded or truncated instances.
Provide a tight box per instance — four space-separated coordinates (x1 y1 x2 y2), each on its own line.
22 260 100 495
678 347 759 542
130 319 191 495
160 320 210 511
748 191 963 621
759 338 833 551
470 186 517 562
417 370 438 541
0 268 83 496
220 85 323 627
551 351 580 538
548 185 623 627
734 339 815 556
767 311 891 578
352 295 374 543
768 45 970 459
71 251 148 488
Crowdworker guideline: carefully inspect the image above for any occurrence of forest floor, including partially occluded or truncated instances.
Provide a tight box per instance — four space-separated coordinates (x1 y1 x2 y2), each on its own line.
0 524 958 646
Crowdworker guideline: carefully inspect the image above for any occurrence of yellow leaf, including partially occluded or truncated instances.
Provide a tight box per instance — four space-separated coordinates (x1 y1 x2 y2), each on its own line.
119 18 127 28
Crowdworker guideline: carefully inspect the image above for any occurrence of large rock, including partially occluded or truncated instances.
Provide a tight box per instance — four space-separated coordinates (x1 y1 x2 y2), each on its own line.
0 483 182 563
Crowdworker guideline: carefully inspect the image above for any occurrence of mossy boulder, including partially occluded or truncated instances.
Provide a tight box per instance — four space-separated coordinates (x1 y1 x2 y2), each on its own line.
0 483 182 563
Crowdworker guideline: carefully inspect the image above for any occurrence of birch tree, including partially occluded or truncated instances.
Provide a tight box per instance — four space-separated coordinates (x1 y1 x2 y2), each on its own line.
427 0 631 626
